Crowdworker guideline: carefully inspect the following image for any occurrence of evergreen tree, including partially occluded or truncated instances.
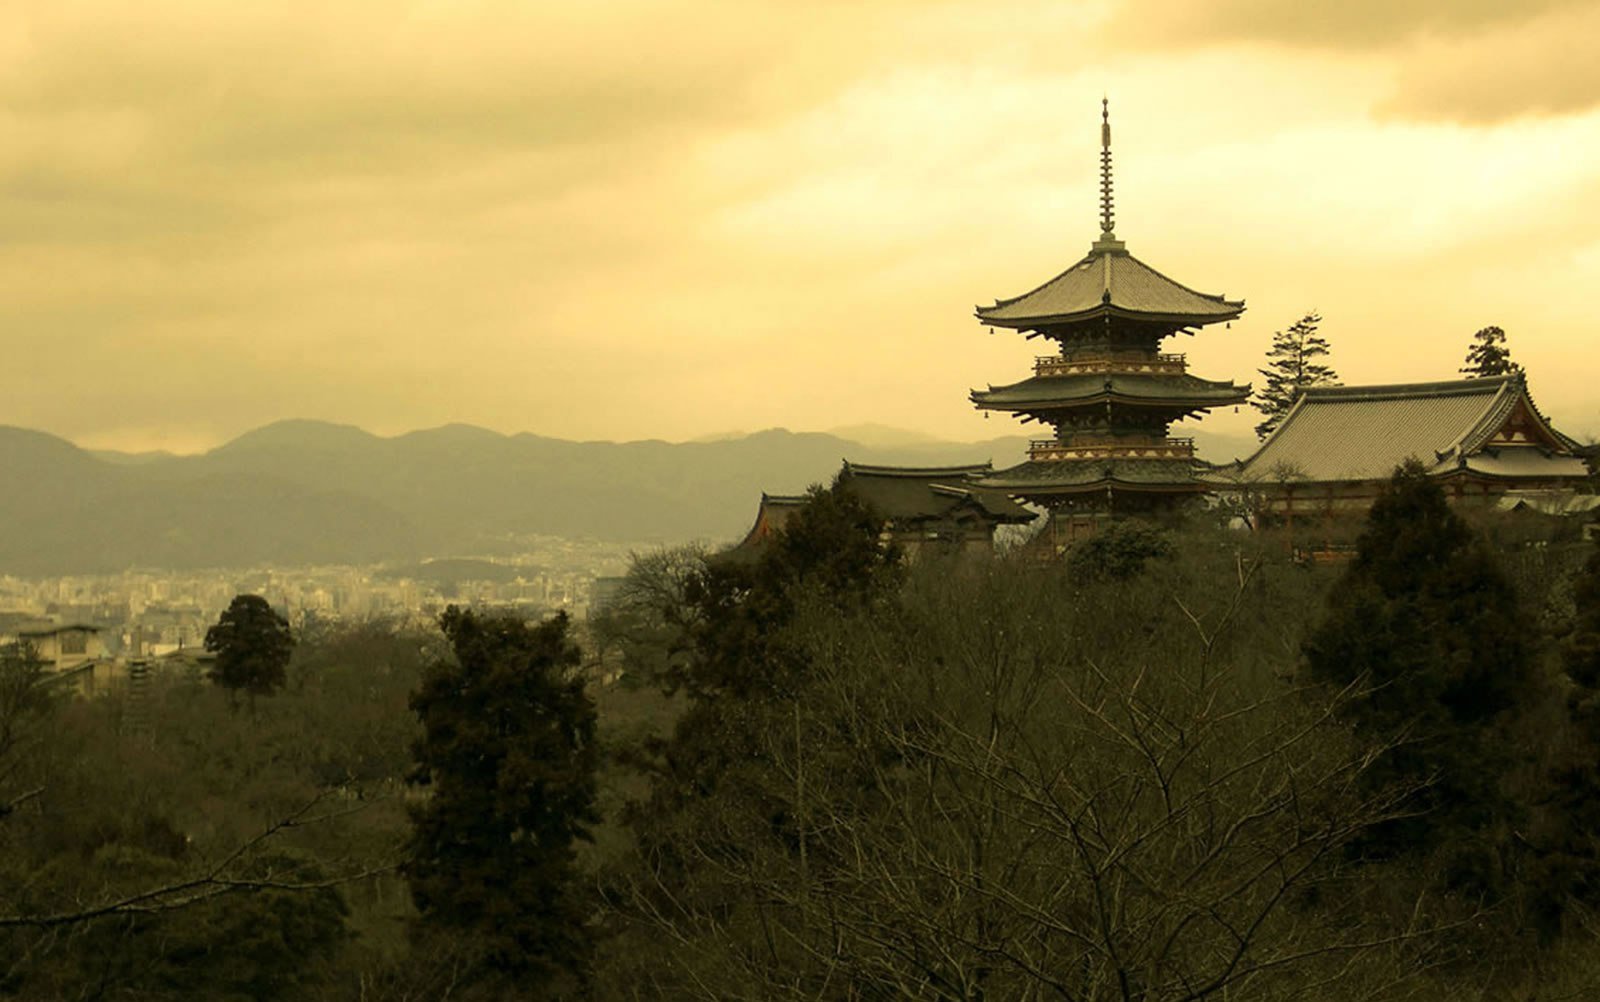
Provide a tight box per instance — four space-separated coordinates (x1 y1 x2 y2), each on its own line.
1525 541 1600 936
204 594 293 713
1460 325 1521 378
405 608 599 995
622 480 902 911
1303 461 1535 881
1253 312 1339 439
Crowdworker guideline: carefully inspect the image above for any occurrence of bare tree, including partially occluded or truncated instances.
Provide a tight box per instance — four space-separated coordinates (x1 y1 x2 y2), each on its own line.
610 553 1456 1000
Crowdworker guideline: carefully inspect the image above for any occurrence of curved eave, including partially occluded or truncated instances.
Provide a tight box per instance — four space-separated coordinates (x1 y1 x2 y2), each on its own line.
972 391 1250 412
971 376 1250 411
979 478 1211 497
974 302 1244 331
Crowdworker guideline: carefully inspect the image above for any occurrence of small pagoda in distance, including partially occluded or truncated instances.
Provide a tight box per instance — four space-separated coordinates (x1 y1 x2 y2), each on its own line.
971 101 1249 541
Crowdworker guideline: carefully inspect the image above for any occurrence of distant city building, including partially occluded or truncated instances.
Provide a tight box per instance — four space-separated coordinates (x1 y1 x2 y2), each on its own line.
970 101 1248 546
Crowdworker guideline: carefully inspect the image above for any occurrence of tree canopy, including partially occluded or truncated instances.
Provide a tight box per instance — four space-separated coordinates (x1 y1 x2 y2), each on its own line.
1253 312 1339 439
204 594 294 711
405 607 600 996
1303 462 1536 881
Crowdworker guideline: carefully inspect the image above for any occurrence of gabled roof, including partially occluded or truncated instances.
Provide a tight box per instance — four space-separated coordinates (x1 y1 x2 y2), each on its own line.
976 245 1244 329
973 372 1249 411
1238 374 1588 484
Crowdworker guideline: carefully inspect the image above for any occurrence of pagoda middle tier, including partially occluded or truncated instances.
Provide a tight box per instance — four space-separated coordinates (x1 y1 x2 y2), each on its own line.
970 234 1248 510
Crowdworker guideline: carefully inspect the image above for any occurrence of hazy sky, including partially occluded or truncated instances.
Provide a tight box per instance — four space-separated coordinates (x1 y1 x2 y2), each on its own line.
8 0 1600 453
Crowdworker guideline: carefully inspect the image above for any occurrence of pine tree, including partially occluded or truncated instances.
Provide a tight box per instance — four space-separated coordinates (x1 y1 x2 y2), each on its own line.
1460 325 1521 378
1253 312 1339 439
1303 462 1534 881
405 608 599 995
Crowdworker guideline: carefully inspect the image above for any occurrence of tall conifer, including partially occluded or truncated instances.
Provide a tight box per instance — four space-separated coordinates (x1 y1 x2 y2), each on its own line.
1303 462 1533 877
1253 312 1339 439
405 608 599 995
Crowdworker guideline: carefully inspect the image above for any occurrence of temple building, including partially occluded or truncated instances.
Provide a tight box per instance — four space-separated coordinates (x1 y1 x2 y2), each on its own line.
731 462 1034 560
1218 373 1592 520
970 101 1248 543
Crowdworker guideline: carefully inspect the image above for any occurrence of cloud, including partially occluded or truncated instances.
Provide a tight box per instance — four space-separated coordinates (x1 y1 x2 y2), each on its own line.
1104 0 1600 123
1106 0 1588 51
1382 4 1600 122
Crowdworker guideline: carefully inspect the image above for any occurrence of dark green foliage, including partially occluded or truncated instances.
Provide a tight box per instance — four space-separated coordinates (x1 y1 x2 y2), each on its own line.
405 607 600 994
0 643 58 819
1254 312 1340 439
616 482 903 959
1460 324 1521 378
1303 462 1536 877
8 849 347 1001
1526 542 1600 935
205 594 294 711
673 482 901 703
1066 519 1174 580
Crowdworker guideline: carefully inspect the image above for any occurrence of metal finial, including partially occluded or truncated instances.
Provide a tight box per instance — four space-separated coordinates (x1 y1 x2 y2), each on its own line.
1099 97 1114 238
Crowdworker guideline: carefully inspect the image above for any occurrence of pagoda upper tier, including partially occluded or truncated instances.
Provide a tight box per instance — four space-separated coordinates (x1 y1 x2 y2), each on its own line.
975 238 1243 337
972 370 1248 424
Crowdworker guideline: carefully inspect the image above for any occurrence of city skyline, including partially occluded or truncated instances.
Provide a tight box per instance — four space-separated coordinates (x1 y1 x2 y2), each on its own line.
7 1 1600 453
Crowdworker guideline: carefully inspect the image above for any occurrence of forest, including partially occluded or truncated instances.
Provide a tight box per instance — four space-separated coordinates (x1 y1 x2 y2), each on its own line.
4 465 1600 1001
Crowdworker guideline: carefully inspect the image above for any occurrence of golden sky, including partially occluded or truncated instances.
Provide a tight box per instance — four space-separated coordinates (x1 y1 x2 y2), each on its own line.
8 0 1600 453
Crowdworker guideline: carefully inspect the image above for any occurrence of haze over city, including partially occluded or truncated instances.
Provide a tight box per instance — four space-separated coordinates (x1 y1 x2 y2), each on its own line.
7 0 1600 455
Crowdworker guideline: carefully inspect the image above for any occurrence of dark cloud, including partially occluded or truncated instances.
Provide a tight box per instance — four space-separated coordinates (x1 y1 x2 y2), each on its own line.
1103 0 1600 123
1381 5 1600 122
1106 0 1588 50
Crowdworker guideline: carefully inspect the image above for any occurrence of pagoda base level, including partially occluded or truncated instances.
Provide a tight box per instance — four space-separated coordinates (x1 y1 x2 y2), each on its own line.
1025 495 1205 558
1016 486 1207 514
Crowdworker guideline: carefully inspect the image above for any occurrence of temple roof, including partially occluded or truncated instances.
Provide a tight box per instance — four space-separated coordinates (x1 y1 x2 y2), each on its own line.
1233 374 1588 484
975 246 1244 330
838 462 1035 523
972 372 1250 411
974 458 1204 495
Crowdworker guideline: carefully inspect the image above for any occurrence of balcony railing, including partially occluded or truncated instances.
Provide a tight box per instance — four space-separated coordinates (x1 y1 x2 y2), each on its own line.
1034 352 1187 377
1028 437 1196 461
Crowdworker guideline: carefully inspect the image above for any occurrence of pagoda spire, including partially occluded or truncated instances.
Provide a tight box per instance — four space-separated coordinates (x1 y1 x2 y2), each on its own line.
1093 98 1125 253
1100 97 1114 237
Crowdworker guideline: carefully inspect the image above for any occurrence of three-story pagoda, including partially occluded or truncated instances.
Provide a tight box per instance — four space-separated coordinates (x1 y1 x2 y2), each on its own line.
971 102 1248 529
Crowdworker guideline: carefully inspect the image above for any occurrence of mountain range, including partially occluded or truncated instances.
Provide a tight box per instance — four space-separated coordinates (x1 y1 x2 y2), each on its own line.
0 421 1258 575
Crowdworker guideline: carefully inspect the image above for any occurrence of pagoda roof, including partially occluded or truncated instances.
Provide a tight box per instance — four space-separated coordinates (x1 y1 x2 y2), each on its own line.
976 244 1244 330
839 462 1035 523
974 457 1204 495
972 372 1250 411
1233 374 1588 484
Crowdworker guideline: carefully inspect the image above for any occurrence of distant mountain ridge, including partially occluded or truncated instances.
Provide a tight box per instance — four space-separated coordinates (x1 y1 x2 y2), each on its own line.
0 421 1260 575
0 422 1029 575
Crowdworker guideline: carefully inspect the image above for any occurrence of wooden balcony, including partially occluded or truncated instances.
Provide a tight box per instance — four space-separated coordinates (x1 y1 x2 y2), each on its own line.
1028 437 1196 461
1034 352 1187 377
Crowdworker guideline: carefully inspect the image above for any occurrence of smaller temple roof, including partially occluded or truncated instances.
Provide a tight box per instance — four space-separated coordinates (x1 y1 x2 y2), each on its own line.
838 462 1035 523
1234 374 1588 484
730 493 809 553
972 372 1249 411
975 249 1244 330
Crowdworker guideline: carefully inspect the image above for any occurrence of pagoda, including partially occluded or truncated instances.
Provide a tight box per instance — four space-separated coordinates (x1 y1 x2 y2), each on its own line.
971 101 1248 535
